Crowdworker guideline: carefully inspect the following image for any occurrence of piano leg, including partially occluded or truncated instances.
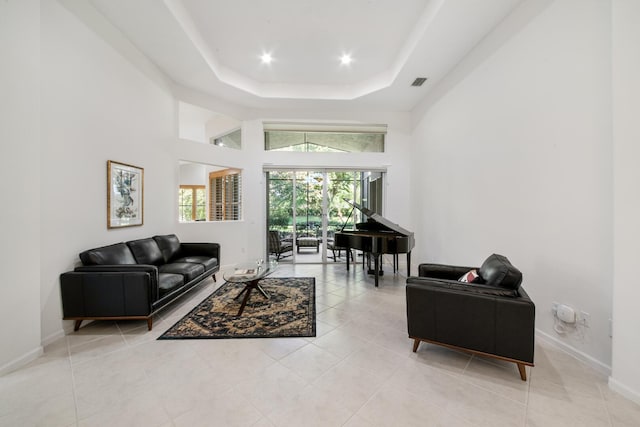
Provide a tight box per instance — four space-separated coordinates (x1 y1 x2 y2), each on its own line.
407 251 411 277
346 245 350 271
374 254 379 287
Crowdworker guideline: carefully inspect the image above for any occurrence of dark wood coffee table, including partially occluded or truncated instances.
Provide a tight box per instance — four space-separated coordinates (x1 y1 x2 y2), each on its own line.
223 263 277 315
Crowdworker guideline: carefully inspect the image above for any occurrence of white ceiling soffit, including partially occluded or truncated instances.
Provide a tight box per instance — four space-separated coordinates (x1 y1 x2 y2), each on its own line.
87 0 524 110
162 0 442 100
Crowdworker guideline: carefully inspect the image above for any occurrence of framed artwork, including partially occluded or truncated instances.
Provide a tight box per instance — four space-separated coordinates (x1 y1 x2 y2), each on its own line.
107 160 144 228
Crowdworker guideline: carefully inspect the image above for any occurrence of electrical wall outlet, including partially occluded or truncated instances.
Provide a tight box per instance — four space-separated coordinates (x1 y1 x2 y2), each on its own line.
579 311 590 327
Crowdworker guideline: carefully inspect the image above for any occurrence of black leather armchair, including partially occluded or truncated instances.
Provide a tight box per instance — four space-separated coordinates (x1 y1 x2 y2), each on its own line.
406 254 535 380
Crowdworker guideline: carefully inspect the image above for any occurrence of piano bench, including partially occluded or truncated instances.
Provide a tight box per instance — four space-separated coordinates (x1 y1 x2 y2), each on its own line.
296 237 319 253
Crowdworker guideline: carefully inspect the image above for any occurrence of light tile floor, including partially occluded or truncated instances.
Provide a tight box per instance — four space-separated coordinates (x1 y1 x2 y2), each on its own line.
1 263 639 426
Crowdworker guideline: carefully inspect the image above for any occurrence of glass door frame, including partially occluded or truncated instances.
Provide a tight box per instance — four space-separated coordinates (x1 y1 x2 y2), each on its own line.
265 167 385 265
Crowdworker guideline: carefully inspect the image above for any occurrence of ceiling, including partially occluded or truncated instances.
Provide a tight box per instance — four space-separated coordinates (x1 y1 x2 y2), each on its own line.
85 0 524 113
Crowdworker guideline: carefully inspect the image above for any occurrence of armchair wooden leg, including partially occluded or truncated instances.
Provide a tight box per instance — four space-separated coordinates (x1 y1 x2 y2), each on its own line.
517 363 527 381
74 320 83 331
212 274 216 282
147 318 153 331
412 338 421 352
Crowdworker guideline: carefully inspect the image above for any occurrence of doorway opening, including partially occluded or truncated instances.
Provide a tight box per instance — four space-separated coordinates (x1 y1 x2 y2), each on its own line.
265 169 384 264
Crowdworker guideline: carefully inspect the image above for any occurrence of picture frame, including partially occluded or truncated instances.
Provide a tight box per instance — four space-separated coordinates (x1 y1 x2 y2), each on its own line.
107 160 144 228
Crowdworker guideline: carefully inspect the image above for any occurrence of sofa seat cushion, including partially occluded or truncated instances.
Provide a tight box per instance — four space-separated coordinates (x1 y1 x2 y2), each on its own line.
478 254 522 290
174 256 218 272
79 242 137 265
127 238 164 265
159 262 205 282
158 273 184 297
154 234 181 263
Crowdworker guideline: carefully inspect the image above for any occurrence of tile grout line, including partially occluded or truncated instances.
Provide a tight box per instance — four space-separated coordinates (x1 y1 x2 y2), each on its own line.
66 336 80 427
522 365 532 427
596 381 615 427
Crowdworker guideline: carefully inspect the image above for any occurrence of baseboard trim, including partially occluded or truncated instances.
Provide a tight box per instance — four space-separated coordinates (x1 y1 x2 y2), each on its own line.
0 346 43 376
41 329 66 347
608 377 640 405
535 329 612 376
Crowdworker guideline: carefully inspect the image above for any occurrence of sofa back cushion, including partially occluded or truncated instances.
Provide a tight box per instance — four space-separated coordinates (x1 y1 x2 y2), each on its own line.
478 254 522 290
79 242 137 265
153 234 181 263
127 238 164 265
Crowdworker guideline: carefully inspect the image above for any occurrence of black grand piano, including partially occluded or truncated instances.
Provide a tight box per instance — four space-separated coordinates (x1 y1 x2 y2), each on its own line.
335 200 415 287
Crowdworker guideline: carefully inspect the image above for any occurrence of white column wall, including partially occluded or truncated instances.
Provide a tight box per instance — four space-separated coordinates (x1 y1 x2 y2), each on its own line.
39 0 176 341
0 0 42 373
611 0 640 404
411 0 613 369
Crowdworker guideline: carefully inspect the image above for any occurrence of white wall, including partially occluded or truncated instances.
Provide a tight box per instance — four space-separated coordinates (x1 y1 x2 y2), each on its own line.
178 102 215 143
0 0 42 373
179 162 208 186
411 0 613 369
205 114 241 140
39 0 176 342
611 0 640 404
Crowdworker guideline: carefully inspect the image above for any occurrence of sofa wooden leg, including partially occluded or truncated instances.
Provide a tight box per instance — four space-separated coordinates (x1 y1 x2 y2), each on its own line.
147 318 153 331
412 338 421 352
74 320 83 331
213 274 216 282
517 363 527 381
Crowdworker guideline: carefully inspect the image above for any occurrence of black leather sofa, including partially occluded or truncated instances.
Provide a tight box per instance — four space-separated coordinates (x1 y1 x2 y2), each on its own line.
60 234 219 331
406 254 535 380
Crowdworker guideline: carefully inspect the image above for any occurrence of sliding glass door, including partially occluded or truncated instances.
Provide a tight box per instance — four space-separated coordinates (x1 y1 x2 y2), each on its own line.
266 169 379 264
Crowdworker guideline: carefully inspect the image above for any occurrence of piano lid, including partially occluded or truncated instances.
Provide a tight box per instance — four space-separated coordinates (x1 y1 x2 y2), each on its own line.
344 199 413 237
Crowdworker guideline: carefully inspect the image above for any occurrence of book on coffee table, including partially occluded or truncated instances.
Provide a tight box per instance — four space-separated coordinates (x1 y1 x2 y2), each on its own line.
232 268 256 278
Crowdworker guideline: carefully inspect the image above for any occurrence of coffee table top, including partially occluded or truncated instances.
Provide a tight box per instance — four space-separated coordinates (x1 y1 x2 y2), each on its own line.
223 261 277 283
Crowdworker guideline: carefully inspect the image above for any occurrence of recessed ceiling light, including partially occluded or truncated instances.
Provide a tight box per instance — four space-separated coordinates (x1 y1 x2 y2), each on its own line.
260 53 273 64
340 54 352 66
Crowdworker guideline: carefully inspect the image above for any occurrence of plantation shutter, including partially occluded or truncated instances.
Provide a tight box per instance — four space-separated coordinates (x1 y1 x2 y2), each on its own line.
209 169 241 221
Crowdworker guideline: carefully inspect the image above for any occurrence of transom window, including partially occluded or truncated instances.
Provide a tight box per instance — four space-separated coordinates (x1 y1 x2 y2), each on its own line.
263 123 386 153
211 128 241 149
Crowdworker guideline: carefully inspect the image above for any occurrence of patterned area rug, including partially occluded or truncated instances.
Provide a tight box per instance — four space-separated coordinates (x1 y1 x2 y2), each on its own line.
158 277 316 339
